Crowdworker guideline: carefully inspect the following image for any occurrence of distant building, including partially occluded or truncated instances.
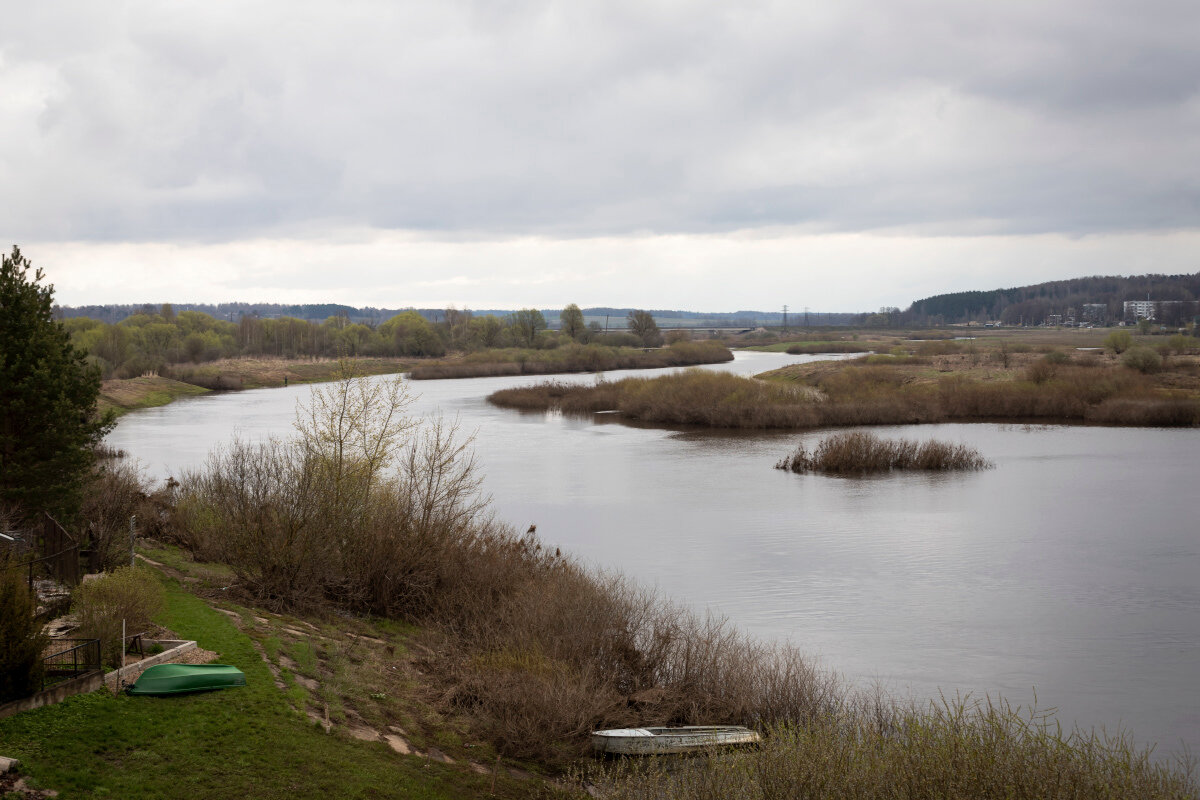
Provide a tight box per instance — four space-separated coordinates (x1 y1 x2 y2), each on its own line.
1124 300 1156 320
1123 299 1200 325
1081 304 1107 324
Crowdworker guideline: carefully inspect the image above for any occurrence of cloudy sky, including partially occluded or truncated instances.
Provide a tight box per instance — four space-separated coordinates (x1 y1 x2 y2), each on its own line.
3 0 1198 311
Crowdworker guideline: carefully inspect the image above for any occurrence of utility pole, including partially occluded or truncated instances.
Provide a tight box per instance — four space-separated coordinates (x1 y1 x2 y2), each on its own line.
804 306 810 328
782 304 788 333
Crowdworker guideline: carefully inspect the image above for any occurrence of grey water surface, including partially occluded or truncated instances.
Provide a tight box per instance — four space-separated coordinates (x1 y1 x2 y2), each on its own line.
107 351 1199 759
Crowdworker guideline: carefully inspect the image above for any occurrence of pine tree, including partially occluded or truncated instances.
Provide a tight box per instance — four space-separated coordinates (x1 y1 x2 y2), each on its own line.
0 246 112 522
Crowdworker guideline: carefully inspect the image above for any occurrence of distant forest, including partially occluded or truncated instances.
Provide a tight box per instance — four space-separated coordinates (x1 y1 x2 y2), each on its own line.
55 303 859 328
903 273 1200 326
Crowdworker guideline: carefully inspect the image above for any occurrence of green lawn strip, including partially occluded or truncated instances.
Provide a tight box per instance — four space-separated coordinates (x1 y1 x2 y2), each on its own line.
98 378 210 418
0 578 500 800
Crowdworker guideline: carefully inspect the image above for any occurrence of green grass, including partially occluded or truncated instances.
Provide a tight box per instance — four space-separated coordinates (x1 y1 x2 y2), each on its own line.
97 377 210 418
0 577 533 799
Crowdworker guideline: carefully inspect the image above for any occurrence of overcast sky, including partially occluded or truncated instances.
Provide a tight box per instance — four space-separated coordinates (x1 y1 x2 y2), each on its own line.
3 0 1198 311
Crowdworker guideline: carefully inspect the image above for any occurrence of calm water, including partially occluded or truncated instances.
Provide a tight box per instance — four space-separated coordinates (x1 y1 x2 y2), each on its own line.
108 352 1200 758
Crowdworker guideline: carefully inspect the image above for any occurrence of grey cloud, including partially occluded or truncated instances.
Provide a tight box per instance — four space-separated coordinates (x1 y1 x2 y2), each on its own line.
2 0 1198 243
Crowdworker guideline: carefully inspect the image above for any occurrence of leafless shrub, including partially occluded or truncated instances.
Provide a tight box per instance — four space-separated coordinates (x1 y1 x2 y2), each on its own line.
80 459 164 570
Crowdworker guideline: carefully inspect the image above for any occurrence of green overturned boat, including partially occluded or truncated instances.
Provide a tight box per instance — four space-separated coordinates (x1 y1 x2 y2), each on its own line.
126 664 246 696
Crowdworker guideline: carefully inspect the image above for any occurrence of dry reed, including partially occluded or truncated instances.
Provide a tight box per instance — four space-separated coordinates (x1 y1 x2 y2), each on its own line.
592 694 1198 800
489 363 1200 429
776 432 992 475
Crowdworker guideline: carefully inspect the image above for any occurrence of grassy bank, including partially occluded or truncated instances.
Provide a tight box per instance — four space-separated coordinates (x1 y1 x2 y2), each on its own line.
408 341 732 379
97 376 211 417
488 347 1200 429
0 565 555 799
96 357 411 416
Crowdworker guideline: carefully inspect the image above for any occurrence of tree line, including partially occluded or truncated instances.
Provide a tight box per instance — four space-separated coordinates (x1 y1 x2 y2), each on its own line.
62 302 669 379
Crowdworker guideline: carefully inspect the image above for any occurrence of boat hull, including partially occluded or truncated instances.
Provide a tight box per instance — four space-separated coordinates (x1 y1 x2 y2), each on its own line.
126 664 246 696
591 726 761 756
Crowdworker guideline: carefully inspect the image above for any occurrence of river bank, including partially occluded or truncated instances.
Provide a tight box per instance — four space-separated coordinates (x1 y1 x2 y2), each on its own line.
97 357 413 416
408 340 732 379
103 349 1200 764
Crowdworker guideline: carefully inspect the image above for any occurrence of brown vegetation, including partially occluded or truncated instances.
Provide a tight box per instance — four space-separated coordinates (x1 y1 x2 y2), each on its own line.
408 340 732 380
595 695 1199 800
776 431 992 475
489 350 1200 429
785 341 870 354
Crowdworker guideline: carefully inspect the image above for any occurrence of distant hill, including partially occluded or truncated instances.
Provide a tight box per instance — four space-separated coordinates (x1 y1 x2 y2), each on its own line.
55 303 860 328
904 273 1200 326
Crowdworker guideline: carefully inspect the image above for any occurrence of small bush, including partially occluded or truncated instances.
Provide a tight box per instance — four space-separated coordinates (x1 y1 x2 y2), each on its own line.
1024 357 1060 385
1 555 48 701
1105 329 1133 354
1044 349 1071 364
72 565 166 667
1166 334 1195 355
776 432 992 475
1122 346 1163 374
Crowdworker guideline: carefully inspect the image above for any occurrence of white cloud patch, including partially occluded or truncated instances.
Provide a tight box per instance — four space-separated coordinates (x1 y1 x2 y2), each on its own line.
33 229 1200 312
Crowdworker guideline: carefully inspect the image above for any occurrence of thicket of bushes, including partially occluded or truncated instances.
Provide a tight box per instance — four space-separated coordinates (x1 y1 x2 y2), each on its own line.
489 361 1200 428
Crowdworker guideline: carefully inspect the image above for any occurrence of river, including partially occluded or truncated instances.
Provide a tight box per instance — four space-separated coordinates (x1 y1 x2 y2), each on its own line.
107 351 1200 759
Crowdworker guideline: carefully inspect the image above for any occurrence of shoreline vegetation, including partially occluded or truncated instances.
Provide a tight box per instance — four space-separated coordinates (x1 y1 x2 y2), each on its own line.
408 340 733 379
96 356 413 416
488 336 1200 430
94 341 733 417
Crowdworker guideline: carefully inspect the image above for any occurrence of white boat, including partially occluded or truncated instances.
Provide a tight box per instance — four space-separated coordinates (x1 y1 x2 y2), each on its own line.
591 725 761 756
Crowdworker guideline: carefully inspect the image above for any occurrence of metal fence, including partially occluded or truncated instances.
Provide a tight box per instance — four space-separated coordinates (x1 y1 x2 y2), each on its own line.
42 638 102 690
